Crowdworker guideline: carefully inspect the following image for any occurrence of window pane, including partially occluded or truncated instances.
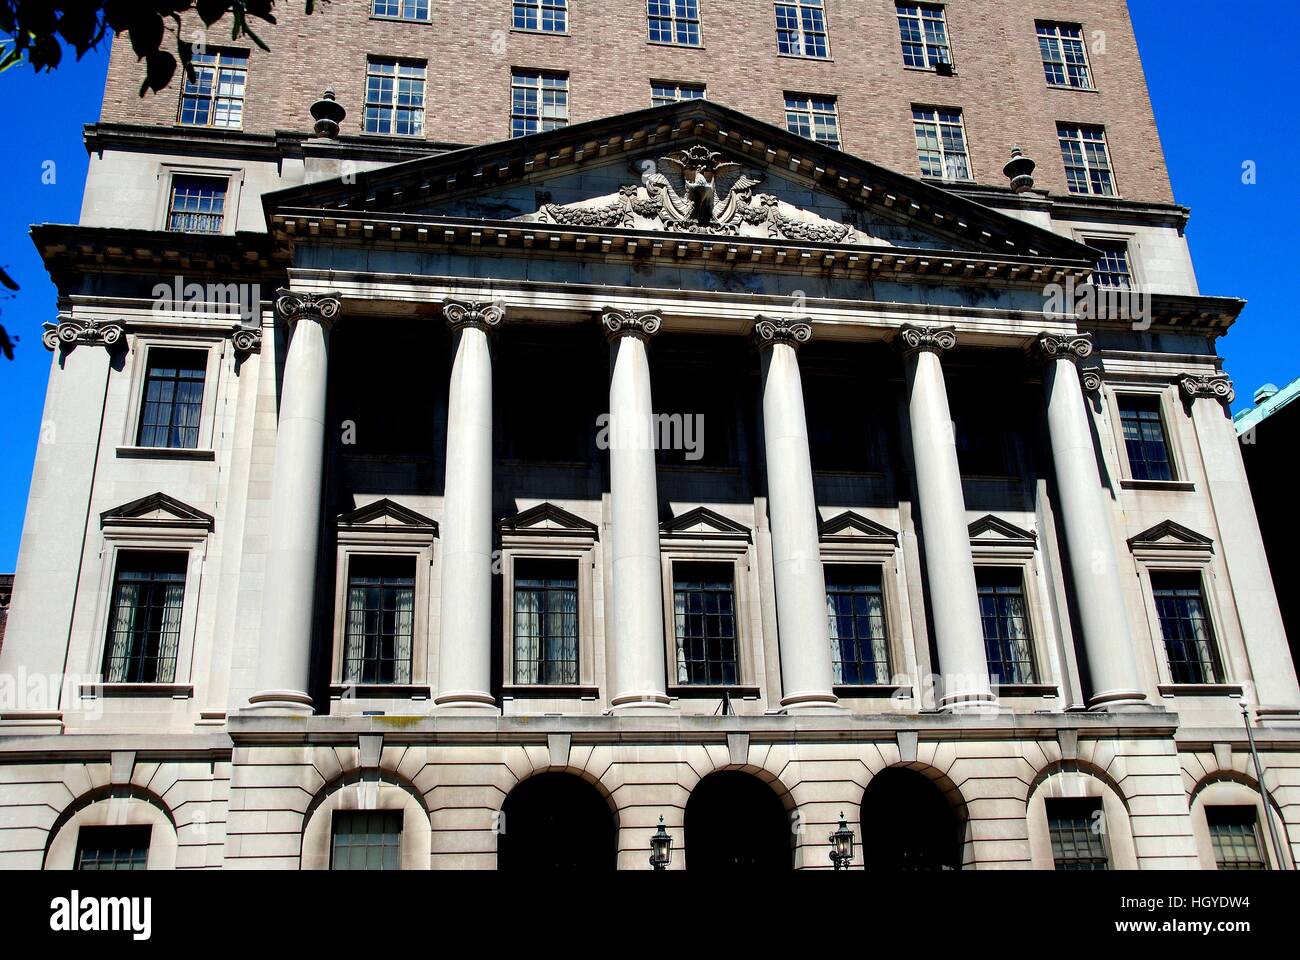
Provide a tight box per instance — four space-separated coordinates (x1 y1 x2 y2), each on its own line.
1207 807 1268 870
825 565 889 685
513 558 579 684
673 562 738 685
1151 571 1220 684
103 552 187 684
975 567 1036 684
343 556 416 685
331 811 402 870
138 348 206 448
1047 798 1108 870
167 175 227 233
76 825 152 870
1117 394 1173 481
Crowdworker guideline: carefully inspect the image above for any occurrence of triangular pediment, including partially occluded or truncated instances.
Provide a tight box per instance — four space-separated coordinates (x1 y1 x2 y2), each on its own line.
338 498 437 532
1128 520 1214 551
819 511 899 545
265 100 1093 267
660 506 752 541
499 501 598 536
968 515 1037 545
101 492 214 531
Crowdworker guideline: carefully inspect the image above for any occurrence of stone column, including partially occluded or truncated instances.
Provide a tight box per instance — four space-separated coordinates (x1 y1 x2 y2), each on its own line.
1182 373 1300 721
603 308 671 712
898 325 994 709
1037 334 1147 710
753 316 839 712
249 290 340 713
434 300 502 713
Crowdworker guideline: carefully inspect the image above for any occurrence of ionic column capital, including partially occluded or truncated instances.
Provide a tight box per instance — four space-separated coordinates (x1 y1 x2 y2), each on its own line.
752 315 813 351
1034 332 1094 363
231 325 262 357
1179 372 1235 405
42 315 126 351
443 298 505 333
602 307 662 342
897 324 957 357
1079 365 1103 393
276 289 342 329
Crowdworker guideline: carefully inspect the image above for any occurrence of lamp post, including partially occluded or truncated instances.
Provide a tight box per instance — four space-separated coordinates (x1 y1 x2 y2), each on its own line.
649 815 673 871
829 811 855 870
1241 701 1289 870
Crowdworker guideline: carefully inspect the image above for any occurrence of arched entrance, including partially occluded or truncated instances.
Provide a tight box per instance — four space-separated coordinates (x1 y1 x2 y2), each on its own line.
685 771 791 871
860 767 962 870
498 773 616 870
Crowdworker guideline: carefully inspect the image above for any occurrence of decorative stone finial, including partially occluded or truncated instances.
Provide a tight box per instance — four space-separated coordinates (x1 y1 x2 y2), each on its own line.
601 307 662 342
1003 146 1036 193
752 315 813 350
310 89 346 139
897 324 957 356
443 299 505 332
1179 373 1235 405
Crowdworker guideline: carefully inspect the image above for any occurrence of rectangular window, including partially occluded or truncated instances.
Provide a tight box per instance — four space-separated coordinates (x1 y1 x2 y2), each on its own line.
511 69 569 138
1038 22 1093 89
372 0 431 20
103 552 187 684
775 0 829 58
1089 238 1132 288
331 811 402 870
647 0 701 46
167 174 227 234
1117 394 1174 481
177 49 248 128
1058 123 1115 196
75 825 152 871
514 0 567 32
825 565 890 685
1151 571 1221 684
896 3 950 69
137 348 206 449
976 567 1036 685
1047 798 1108 870
651 80 706 106
913 106 971 181
343 556 415 685
784 93 840 148
1207 807 1268 870
673 561 738 686
364 58 426 137
513 558 579 685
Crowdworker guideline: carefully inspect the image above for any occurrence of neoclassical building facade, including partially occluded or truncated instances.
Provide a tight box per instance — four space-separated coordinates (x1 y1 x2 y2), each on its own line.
1 3 1297 871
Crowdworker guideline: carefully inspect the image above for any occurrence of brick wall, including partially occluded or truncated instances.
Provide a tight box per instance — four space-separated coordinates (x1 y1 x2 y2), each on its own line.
97 0 1173 202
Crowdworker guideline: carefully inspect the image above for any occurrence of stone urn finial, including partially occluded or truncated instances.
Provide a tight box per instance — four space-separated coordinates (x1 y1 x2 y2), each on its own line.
1003 146 1036 193
310 89 346 139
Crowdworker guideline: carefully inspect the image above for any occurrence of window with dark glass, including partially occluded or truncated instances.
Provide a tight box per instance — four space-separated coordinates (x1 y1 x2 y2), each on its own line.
673 562 738 686
177 49 247 128
1037 22 1093 89
775 0 828 58
651 80 706 106
343 556 415 685
1058 123 1115 196
103 552 187 684
1046 798 1108 870
953 396 1019 477
137 348 206 448
825 565 889 685
1207 806 1267 870
912 105 971 181
1090 238 1133 288
75 825 152 871
803 375 883 472
650 354 737 468
511 69 569 137
167 174 227 234
647 0 701 46
513 558 579 685
365 58 426 136
1151 571 1221 684
896 3 950 69
976 567 1036 685
1117 394 1174 481
331 811 402 870
514 0 567 32
502 339 593 462
784 93 840 147
372 0 430 20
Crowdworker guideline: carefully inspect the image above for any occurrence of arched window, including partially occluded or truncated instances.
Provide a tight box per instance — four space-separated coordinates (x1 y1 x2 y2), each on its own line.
1026 769 1138 870
860 767 962 870
684 771 792 871
45 788 178 870
498 773 616 870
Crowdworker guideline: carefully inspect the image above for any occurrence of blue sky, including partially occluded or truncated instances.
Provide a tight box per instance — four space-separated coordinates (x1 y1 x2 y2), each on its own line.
0 0 1296 572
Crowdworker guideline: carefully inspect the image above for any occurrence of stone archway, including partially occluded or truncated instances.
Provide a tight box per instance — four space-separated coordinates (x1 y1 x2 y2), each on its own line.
498 772 617 870
684 771 792 871
860 767 962 870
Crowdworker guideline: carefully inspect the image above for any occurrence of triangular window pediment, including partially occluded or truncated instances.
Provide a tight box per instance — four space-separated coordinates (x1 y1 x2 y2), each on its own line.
1128 520 1214 551
819 511 899 545
968 515 1037 545
338 498 437 532
660 506 752 541
498 502 598 535
100 492 214 531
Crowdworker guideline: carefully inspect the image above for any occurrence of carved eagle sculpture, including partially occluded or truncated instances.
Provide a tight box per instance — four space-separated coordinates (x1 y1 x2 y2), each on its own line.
655 145 765 228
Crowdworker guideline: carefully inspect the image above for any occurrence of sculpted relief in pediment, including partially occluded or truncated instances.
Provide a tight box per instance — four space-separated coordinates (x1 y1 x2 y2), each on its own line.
515 145 863 244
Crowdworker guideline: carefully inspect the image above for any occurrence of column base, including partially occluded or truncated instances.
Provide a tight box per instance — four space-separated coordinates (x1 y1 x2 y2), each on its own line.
245 690 314 716
778 691 845 714
607 691 674 715
1086 689 1151 713
939 692 1002 716
433 690 498 715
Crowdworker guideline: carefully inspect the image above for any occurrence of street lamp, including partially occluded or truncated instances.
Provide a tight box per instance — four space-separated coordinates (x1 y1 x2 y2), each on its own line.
649 815 673 871
829 812 855 870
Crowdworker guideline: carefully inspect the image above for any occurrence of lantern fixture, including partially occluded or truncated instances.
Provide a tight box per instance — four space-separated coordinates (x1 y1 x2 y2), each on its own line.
649 815 673 871
829 812 855 870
